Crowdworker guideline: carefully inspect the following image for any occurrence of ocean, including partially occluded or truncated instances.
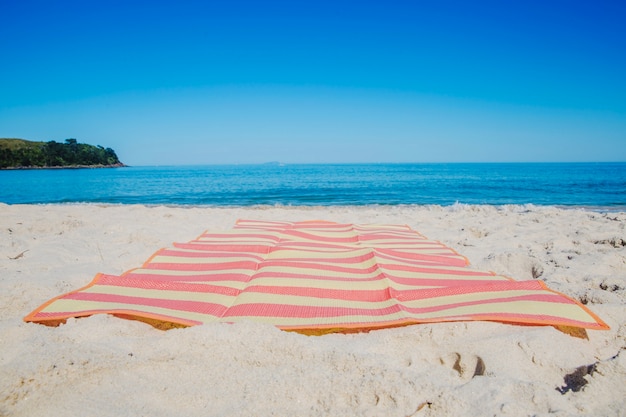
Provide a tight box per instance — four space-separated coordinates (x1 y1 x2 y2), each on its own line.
1 163 625 210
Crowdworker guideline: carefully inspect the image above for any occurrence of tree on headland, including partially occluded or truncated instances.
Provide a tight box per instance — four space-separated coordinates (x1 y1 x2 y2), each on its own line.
0 138 124 168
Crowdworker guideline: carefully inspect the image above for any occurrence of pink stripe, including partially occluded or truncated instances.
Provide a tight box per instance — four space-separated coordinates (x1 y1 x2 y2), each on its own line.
376 248 467 267
222 303 402 319
392 280 546 300
124 272 251 283
197 233 280 242
267 252 376 264
372 241 447 246
274 242 360 251
65 292 228 316
378 248 462 255
158 248 263 260
358 235 423 242
384 275 508 288
259 260 380 275
380 263 492 277
242 285 391 302
98 274 240 296
145 261 258 271
281 230 359 243
292 223 352 229
354 231 413 236
375 252 466 268
358 229 417 234
250 271 387 282
377 247 461 255
174 243 271 254
399 293 573 315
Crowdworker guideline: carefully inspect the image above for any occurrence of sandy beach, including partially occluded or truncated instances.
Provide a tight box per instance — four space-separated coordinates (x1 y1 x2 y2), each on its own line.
1 203 624 416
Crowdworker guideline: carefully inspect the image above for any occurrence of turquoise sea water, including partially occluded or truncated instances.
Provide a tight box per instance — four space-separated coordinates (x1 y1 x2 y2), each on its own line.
1 163 625 209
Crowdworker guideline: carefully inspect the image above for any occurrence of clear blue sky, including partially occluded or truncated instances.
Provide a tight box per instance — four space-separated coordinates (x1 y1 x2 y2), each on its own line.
1 0 625 165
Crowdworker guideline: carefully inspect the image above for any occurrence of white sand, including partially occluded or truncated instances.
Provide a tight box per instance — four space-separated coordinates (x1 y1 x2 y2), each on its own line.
1 204 624 416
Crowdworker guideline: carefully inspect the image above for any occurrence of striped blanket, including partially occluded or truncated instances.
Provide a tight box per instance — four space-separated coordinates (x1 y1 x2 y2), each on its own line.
25 220 608 333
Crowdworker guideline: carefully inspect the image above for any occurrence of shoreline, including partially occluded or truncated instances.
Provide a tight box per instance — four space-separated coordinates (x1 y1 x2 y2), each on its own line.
1 204 624 416
2 201 626 214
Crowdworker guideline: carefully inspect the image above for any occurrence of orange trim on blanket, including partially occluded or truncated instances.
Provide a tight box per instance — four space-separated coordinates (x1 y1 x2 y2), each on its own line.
23 272 109 323
535 280 609 330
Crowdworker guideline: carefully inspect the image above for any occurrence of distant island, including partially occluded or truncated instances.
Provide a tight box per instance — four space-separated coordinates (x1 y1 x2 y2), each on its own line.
0 138 125 169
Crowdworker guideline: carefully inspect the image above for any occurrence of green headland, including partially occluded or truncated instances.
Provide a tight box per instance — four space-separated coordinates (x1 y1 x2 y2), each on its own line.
0 138 125 169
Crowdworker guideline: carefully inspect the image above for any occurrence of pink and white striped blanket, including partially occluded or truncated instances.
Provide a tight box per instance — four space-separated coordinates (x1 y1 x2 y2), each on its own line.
25 220 608 333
